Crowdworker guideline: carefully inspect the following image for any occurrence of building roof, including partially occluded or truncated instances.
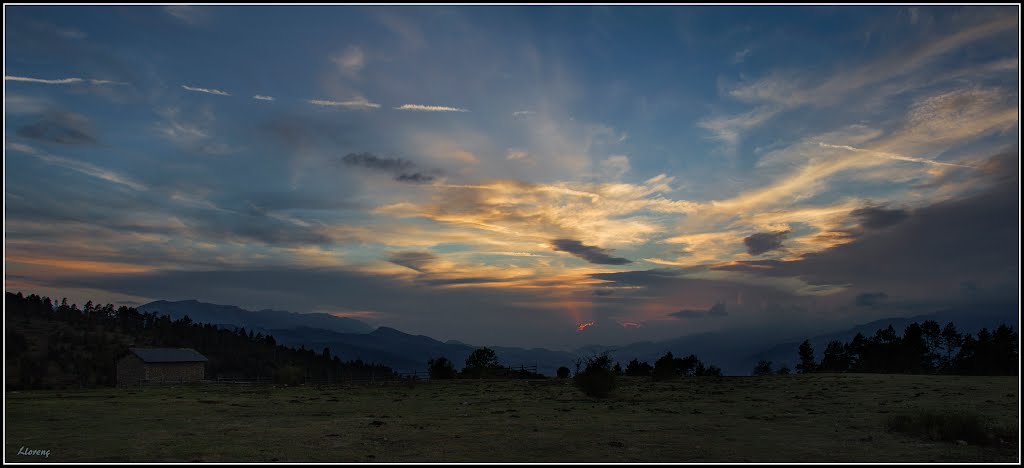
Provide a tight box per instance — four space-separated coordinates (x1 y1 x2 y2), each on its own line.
129 347 208 363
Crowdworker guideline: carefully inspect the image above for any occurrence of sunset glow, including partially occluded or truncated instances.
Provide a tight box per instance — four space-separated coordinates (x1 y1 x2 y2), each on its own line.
3 5 1018 349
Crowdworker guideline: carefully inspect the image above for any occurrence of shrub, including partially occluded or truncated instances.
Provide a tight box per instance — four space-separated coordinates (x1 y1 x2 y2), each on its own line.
885 409 1012 445
427 357 457 379
752 360 774 376
556 366 570 378
573 353 617 398
273 365 305 386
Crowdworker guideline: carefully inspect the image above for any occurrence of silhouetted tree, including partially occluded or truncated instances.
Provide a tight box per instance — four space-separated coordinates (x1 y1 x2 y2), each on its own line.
573 353 616 398
819 340 850 373
652 352 678 381
427 357 457 379
624 358 653 377
752 360 774 376
463 347 501 378
796 340 816 374
556 366 570 378
776 366 791 375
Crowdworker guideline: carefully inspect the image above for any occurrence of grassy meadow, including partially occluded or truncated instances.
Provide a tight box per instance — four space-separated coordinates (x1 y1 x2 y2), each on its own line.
4 374 1019 463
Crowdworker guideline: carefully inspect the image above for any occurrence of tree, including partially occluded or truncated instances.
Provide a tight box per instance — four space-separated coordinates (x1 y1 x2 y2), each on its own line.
427 357 457 379
624 358 653 377
652 352 677 381
940 322 962 372
819 340 850 373
612 362 623 376
573 353 616 398
796 340 816 374
463 347 501 378
752 360 774 376
556 366 571 378
776 366 791 375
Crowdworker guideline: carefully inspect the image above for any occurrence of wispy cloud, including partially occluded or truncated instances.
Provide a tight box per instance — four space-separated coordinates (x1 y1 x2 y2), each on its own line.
395 104 469 112
164 5 209 26
181 85 230 96
6 143 146 191
332 46 365 78
5 75 127 85
308 98 380 109
512 110 536 117
252 95 275 101
817 142 976 169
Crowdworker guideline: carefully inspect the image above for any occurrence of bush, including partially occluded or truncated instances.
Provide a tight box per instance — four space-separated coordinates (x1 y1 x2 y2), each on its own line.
752 360 774 376
273 365 305 386
427 357 457 379
573 354 617 398
556 366 570 378
885 409 1013 445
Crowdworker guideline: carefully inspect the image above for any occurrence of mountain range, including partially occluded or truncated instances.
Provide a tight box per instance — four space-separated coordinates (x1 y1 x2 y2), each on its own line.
138 299 1018 376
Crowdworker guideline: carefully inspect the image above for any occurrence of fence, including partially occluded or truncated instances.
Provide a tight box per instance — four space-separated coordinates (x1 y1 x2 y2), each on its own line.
180 364 544 387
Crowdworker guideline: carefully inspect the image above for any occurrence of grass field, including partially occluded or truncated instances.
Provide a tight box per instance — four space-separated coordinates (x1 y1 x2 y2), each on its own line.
4 374 1019 462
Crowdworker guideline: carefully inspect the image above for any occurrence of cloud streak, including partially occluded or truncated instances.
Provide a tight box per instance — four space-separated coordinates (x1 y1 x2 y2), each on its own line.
309 98 381 109
181 85 230 96
395 104 469 112
5 75 126 85
551 239 632 265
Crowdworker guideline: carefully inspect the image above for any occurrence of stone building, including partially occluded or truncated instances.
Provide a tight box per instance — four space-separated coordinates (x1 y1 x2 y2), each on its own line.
116 347 208 385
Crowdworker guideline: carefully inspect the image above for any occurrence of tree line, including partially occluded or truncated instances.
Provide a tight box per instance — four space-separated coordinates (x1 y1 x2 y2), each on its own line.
5 291 394 389
752 320 1018 376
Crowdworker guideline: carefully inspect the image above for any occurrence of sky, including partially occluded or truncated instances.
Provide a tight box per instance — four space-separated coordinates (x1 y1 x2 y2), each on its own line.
3 5 1020 350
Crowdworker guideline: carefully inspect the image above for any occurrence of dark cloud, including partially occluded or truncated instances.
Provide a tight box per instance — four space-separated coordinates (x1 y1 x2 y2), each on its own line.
714 152 1018 301
551 239 632 265
593 289 615 296
669 302 728 319
16 112 97 145
388 251 438 272
854 292 888 307
341 152 441 184
670 309 706 319
850 206 909 230
743 231 789 255
394 172 435 183
342 152 416 172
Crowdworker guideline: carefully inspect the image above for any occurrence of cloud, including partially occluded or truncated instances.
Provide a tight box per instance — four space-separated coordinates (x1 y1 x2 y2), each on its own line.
714 152 1018 297
155 107 235 156
308 98 380 109
732 48 751 64
599 155 631 180
394 173 435 183
551 239 632 265
252 95 275 101
340 152 440 184
16 112 97 145
395 104 469 112
850 206 910 230
512 110 536 117
5 75 126 85
669 302 728 319
743 231 789 256
332 46 365 78
181 85 230 96
164 5 209 26
854 292 888 307
6 143 145 191
701 16 1017 146
817 142 975 169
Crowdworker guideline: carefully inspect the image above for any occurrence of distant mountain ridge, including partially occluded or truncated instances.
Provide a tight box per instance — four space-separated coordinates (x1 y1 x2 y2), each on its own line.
137 299 1018 377
138 299 375 335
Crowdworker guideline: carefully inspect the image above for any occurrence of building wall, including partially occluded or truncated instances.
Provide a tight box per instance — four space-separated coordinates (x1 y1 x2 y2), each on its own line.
144 362 205 383
116 355 146 386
